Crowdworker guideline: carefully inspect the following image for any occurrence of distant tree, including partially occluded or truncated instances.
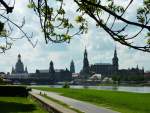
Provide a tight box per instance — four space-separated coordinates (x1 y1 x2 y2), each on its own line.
0 0 150 52
0 76 6 85
62 82 70 88
112 74 121 84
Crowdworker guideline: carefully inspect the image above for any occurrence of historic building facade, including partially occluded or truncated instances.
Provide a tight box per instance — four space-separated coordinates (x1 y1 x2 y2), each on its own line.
80 48 91 79
80 48 144 80
33 60 72 84
5 48 145 84
11 54 28 74
5 55 72 84
118 66 144 81
90 48 118 77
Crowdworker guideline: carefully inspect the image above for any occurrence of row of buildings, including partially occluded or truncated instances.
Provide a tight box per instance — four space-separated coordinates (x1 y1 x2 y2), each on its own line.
4 48 145 84
80 48 144 81
5 54 72 84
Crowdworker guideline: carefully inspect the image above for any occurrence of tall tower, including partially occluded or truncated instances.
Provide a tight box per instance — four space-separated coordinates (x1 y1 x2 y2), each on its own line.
80 48 91 79
70 60 75 73
25 66 28 73
112 48 119 72
11 66 15 74
82 48 90 75
49 60 55 73
15 54 24 73
83 48 89 70
49 60 55 83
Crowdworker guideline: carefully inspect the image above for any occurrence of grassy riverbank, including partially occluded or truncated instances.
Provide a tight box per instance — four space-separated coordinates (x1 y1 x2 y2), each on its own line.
33 87 150 113
0 97 48 113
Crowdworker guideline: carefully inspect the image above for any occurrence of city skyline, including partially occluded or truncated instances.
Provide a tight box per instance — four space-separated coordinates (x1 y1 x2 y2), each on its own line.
0 1 150 113
5 47 149 74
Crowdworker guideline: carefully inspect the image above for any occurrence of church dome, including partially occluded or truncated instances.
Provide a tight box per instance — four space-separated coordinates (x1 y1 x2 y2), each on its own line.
15 54 24 73
18 54 21 58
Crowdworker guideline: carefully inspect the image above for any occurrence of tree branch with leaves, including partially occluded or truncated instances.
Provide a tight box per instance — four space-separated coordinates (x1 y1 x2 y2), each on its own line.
28 0 88 43
74 0 150 52
28 0 150 52
0 0 36 53
1 0 150 52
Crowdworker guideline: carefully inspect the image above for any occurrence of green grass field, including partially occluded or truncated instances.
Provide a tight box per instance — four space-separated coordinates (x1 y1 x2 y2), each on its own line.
0 97 48 113
33 87 150 113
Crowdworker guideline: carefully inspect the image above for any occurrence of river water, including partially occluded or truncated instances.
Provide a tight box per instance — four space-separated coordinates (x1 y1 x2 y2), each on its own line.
48 85 150 93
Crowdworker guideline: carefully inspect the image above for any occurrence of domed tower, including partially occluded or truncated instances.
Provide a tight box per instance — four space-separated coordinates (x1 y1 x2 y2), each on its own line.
15 54 24 73
112 48 119 72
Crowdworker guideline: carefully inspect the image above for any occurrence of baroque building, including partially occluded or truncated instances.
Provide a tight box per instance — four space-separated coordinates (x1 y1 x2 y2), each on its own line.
33 60 72 84
11 54 28 74
7 56 72 84
80 48 144 80
90 48 118 77
118 65 144 81
80 48 90 79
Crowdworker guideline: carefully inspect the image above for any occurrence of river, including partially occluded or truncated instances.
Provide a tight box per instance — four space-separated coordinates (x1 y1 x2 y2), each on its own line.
48 85 150 93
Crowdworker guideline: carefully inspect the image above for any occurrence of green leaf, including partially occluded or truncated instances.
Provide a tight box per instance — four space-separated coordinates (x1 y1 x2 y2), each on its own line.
27 3 36 8
147 38 150 44
57 9 65 15
137 15 145 23
75 16 85 23
63 34 71 41
63 19 69 28
146 32 150 37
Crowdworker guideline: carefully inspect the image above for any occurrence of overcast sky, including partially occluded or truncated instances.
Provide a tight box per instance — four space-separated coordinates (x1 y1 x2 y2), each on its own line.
0 0 150 73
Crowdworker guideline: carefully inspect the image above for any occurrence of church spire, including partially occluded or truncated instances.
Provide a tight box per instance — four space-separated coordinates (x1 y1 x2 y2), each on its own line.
25 66 28 73
80 48 90 79
11 66 15 74
84 47 88 58
114 47 117 57
49 60 55 73
112 48 119 71
18 54 21 61
83 48 89 72
70 60 75 73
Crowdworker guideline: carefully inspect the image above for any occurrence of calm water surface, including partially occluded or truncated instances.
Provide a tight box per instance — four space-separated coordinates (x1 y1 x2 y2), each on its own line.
48 85 150 93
